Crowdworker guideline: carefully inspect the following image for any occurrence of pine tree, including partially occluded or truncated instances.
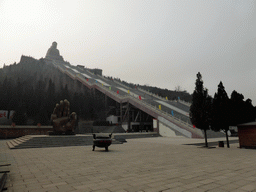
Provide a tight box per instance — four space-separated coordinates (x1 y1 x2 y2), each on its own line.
190 73 212 147
243 99 256 123
230 91 256 126
46 79 56 116
211 82 231 148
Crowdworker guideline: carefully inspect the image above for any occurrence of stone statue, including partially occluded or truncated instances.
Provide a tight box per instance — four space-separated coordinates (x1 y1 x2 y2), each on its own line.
45 42 64 61
50 99 77 135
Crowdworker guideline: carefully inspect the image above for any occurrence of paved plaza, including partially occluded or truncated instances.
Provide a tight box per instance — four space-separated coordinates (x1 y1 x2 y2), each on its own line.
1 136 256 192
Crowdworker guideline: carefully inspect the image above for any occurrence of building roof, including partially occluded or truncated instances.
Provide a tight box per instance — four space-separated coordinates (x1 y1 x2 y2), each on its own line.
238 121 256 126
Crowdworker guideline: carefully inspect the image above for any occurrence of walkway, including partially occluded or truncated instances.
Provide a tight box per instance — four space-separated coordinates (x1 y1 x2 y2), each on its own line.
2 137 256 192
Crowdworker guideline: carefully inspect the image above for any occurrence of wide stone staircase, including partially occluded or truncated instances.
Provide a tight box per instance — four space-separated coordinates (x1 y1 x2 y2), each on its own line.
6 133 159 149
6 135 96 149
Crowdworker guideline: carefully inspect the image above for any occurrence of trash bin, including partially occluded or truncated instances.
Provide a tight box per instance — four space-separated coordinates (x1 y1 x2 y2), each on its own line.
218 141 224 147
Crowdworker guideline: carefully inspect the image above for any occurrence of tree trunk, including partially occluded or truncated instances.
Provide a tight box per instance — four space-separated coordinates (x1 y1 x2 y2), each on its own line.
204 129 208 147
225 129 230 148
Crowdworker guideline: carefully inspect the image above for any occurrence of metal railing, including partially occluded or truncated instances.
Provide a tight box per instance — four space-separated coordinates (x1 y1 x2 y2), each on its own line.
177 100 191 107
113 80 131 90
138 87 192 106
137 87 167 101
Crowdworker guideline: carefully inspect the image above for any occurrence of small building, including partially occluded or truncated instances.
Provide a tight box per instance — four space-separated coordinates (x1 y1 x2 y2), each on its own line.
77 65 85 68
89 68 102 76
237 122 256 148
106 115 118 125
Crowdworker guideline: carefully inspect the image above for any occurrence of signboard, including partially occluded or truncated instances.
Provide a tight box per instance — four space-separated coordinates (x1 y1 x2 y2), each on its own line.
0 110 7 119
0 110 15 119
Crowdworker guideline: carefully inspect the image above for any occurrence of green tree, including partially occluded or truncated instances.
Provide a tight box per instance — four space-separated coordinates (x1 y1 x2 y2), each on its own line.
211 82 231 148
229 91 244 126
12 101 27 125
58 84 71 102
46 79 56 116
190 72 212 147
0 77 13 110
243 99 256 123
230 91 256 126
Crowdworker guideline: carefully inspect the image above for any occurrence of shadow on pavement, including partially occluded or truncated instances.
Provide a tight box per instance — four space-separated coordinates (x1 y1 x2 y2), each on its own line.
183 139 239 147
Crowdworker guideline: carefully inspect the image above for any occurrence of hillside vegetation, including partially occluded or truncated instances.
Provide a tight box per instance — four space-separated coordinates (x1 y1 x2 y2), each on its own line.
0 56 105 125
0 56 191 125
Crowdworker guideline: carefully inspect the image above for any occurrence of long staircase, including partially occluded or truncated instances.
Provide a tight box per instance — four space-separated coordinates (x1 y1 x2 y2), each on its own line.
6 135 95 149
6 133 159 149
49 60 221 139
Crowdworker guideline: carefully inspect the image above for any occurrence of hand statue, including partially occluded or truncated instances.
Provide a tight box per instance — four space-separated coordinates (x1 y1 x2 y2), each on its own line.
51 99 76 135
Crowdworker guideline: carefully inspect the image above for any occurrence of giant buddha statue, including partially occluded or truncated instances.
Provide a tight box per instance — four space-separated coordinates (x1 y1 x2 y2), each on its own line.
45 42 64 61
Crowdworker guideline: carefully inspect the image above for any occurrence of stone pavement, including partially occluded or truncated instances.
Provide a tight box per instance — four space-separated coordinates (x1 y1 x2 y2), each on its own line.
1 136 256 192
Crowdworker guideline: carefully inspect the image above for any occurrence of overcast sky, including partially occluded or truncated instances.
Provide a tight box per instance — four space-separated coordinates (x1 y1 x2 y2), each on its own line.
1 0 256 103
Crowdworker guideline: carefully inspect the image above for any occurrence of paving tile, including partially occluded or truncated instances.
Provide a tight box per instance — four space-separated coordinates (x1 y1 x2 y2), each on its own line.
107 184 131 191
37 179 52 185
239 184 256 191
199 183 221 190
232 189 249 192
164 182 183 188
214 178 233 185
182 182 203 189
41 183 57 188
92 189 111 192
56 184 76 191
162 186 187 192
28 189 48 192
0 137 254 192
73 184 92 190
207 188 229 192
8 186 29 192
232 179 252 186
218 182 240 191
147 181 167 187
245 176 256 182
26 183 43 189
183 188 206 192
122 185 150 192
198 179 215 184
112 190 127 192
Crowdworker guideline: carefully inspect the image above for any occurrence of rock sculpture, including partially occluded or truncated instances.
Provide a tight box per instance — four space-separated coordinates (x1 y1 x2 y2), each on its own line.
50 99 77 135
45 42 64 61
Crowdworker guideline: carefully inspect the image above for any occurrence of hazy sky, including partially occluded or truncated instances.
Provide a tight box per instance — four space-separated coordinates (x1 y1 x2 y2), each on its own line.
1 0 256 103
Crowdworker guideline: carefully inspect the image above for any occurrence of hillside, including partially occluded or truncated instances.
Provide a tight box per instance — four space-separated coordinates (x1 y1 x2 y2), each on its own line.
0 56 106 125
0 55 191 125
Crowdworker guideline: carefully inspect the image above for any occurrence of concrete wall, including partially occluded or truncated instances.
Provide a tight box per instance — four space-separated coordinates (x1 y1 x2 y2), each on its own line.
159 121 177 137
158 116 192 138
0 126 53 139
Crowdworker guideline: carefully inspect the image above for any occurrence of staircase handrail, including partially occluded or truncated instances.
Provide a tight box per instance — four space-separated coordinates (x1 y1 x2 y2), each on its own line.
137 87 168 101
138 87 192 106
177 100 191 107
113 80 131 90
126 94 201 135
